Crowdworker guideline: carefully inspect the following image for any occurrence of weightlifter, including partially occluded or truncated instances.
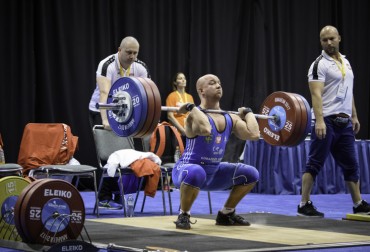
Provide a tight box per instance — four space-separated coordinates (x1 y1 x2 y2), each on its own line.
88 36 150 208
172 74 260 229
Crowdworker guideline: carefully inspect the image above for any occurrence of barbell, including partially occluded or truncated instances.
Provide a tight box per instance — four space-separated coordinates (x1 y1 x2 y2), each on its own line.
96 77 311 146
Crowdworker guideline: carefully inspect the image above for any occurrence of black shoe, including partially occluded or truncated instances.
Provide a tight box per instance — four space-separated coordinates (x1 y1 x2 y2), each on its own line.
297 201 324 217
174 213 196 230
353 200 370 214
216 211 250 226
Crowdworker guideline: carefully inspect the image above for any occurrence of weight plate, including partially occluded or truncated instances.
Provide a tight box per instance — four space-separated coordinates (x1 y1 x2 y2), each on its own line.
20 179 85 245
259 91 301 146
293 94 312 145
14 179 48 242
133 77 155 138
285 93 306 146
135 78 162 137
0 176 31 241
107 77 148 137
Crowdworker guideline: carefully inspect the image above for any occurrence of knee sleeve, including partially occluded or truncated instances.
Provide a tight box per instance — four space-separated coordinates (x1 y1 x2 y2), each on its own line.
181 165 207 188
234 164 259 185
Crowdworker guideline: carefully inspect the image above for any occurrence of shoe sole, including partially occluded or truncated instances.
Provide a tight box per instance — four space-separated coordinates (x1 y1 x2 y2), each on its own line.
215 222 251 226
297 213 324 217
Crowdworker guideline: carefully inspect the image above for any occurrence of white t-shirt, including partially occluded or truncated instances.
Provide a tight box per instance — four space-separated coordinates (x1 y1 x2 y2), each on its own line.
307 50 354 118
89 53 150 112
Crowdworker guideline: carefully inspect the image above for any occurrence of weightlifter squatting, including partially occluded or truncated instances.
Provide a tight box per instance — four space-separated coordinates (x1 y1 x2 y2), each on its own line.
172 74 260 229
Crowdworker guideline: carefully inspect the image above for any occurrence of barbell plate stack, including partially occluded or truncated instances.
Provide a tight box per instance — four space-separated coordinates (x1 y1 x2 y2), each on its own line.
259 91 309 146
15 179 85 245
107 77 149 137
0 176 30 241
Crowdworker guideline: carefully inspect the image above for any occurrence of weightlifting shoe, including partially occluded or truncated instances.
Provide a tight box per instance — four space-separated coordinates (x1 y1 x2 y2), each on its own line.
297 201 324 217
216 210 250 226
98 200 123 210
353 200 370 214
174 213 196 230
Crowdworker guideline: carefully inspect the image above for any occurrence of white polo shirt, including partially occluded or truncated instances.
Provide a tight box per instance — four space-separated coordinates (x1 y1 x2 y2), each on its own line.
89 53 150 112
307 50 354 118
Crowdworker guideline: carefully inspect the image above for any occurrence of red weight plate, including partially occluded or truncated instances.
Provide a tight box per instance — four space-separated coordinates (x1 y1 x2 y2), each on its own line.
259 91 300 146
288 93 308 146
136 78 162 137
0 176 31 241
14 179 44 242
133 77 155 138
283 93 303 146
20 179 85 245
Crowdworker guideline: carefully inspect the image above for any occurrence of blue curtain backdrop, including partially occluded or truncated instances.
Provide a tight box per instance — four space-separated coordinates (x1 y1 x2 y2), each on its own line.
244 139 370 194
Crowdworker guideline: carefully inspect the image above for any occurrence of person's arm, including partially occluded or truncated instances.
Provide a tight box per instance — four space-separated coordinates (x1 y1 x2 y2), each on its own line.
97 76 112 130
352 97 360 134
167 111 186 135
182 105 211 138
309 81 325 139
232 108 260 140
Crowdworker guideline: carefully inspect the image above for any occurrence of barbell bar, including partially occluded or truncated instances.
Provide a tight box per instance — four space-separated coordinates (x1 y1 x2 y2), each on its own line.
97 76 311 146
96 103 277 120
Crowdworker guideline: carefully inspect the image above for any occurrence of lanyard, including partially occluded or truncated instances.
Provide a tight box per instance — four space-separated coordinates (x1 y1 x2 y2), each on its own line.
333 57 346 80
119 65 131 77
175 91 187 103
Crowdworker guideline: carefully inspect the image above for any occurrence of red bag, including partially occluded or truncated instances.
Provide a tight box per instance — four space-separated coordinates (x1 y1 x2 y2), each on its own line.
17 123 78 175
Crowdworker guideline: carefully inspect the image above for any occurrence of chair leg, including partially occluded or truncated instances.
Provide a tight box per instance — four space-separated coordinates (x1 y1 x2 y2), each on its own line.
118 173 127 217
160 172 166 215
164 171 172 215
92 171 99 217
207 191 212 214
93 173 105 216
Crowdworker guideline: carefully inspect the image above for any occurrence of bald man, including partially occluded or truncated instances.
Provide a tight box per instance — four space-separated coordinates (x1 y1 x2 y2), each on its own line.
172 74 260 229
88 36 150 208
298 26 369 217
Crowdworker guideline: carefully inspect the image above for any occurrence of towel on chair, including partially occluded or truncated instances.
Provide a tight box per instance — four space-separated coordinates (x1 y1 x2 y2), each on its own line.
130 159 160 197
105 149 162 197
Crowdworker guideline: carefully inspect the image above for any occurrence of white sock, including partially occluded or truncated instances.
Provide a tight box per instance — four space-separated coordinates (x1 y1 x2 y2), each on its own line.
179 209 191 215
299 201 307 208
354 200 363 208
221 207 234 214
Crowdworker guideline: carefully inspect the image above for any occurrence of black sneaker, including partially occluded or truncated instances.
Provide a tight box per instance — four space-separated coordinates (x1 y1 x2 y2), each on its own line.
297 201 324 217
174 213 197 230
216 211 250 226
353 200 370 214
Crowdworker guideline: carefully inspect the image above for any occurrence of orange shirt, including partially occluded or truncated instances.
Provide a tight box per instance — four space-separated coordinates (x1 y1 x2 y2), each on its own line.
165 91 194 127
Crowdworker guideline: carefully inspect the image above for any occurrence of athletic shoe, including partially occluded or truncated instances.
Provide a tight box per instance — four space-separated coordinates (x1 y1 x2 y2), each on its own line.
353 200 370 214
98 200 123 209
215 211 250 226
174 213 196 230
297 201 324 217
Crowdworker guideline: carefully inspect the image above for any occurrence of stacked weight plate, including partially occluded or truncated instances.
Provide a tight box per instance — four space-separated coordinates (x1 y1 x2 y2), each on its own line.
14 179 85 245
107 77 162 138
259 91 311 146
0 176 31 241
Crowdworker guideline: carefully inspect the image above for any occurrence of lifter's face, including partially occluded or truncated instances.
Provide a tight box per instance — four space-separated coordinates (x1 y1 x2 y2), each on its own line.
320 27 341 57
118 41 139 68
198 75 223 99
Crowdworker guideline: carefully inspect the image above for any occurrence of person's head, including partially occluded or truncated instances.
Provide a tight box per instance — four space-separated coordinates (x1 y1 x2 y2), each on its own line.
118 36 140 68
320 25 341 57
171 72 187 91
196 74 222 102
